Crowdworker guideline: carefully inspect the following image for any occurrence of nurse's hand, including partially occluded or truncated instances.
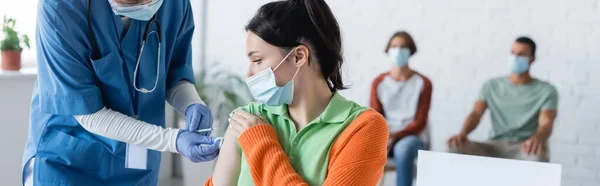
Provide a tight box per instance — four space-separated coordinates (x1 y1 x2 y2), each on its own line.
185 104 213 135
176 130 221 162
228 110 269 138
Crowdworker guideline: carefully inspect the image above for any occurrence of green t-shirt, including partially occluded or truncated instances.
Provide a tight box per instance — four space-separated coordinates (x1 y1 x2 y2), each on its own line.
235 93 369 186
478 77 558 141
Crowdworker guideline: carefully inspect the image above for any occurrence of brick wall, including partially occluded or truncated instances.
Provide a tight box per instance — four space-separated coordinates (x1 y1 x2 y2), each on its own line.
202 0 600 185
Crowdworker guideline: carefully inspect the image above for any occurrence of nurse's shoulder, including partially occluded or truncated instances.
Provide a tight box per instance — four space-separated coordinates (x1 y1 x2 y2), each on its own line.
37 0 89 28
37 0 91 54
39 0 88 11
160 0 191 12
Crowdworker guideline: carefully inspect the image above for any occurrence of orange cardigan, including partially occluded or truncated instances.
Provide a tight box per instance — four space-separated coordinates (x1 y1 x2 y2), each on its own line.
370 72 432 141
205 109 388 186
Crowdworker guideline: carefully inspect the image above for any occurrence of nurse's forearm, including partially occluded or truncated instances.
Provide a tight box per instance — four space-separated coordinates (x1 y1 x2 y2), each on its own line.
166 80 205 114
74 107 180 153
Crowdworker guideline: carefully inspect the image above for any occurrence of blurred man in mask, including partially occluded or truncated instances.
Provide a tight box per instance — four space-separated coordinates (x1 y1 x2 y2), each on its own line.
447 37 558 163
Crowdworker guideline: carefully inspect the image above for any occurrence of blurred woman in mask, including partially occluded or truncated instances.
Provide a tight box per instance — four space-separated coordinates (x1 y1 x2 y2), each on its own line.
23 0 219 185
205 0 389 185
370 31 432 186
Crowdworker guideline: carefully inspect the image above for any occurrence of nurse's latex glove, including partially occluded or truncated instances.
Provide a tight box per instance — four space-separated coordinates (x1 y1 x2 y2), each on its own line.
185 104 213 135
176 130 221 162
228 110 269 138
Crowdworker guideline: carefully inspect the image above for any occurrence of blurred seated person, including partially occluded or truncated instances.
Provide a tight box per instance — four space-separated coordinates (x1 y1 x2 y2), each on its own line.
370 31 432 186
447 37 558 162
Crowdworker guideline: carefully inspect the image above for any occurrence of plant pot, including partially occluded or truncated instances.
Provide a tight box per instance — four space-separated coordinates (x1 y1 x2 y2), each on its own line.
1 50 22 71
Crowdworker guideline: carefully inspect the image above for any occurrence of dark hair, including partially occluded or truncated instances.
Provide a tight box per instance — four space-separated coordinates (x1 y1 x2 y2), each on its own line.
515 36 536 56
245 0 345 92
385 31 417 56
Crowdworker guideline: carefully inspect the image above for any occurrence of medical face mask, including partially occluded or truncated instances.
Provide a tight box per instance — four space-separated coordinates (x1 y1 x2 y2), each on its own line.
388 47 411 67
508 55 530 74
109 0 164 21
245 48 300 106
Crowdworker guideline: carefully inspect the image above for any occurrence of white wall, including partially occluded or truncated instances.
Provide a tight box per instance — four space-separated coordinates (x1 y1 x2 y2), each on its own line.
202 0 600 185
0 73 35 186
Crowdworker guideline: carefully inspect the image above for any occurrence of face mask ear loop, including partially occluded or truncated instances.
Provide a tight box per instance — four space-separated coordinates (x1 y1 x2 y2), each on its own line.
291 66 301 80
273 47 298 72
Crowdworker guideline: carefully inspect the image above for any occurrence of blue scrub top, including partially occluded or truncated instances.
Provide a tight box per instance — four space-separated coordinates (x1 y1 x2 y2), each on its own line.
23 0 196 185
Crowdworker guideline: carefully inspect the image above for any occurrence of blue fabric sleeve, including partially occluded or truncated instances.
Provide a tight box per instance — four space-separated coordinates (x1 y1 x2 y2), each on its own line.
36 2 103 115
166 1 196 90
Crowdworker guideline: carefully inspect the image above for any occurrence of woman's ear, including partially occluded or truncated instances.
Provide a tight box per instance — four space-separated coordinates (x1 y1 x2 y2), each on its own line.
293 45 310 68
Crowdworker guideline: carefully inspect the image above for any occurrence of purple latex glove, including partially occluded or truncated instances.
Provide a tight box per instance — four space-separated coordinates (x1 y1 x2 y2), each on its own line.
176 130 221 163
185 104 213 136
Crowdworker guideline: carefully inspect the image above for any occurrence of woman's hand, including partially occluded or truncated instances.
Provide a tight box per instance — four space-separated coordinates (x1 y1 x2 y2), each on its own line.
228 110 269 138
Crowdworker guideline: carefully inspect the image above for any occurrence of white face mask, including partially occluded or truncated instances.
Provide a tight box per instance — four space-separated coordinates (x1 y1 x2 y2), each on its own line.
245 48 300 106
388 47 411 67
108 0 163 21
508 55 530 74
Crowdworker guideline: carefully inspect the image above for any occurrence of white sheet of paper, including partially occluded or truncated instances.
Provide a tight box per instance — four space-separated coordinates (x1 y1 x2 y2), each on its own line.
416 151 562 186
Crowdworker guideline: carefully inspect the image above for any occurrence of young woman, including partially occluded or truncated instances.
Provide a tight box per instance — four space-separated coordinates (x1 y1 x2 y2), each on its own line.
370 31 432 186
205 0 388 185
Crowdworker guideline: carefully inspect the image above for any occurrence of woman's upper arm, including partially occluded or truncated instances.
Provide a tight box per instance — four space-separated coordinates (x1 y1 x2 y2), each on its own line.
210 127 242 186
37 2 103 115
323 110 388 185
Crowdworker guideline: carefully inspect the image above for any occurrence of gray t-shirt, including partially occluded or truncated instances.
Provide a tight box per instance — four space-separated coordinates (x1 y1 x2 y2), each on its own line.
478 77 558 141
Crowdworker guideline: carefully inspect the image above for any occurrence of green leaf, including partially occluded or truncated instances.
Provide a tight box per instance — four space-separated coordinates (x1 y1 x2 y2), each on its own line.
22 35 30 49
1 16 26 51
193 67 254 130
8 18 15 29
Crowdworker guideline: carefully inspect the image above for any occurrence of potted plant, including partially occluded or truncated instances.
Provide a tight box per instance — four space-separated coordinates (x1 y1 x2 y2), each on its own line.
1 16 30 71
194 68 254 134
180 64 253 186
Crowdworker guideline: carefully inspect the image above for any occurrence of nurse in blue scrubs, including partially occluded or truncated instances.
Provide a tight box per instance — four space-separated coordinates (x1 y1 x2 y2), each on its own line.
22 0 220 185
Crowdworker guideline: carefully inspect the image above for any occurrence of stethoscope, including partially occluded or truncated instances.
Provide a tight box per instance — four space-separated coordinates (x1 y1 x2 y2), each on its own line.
87 0 162 94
